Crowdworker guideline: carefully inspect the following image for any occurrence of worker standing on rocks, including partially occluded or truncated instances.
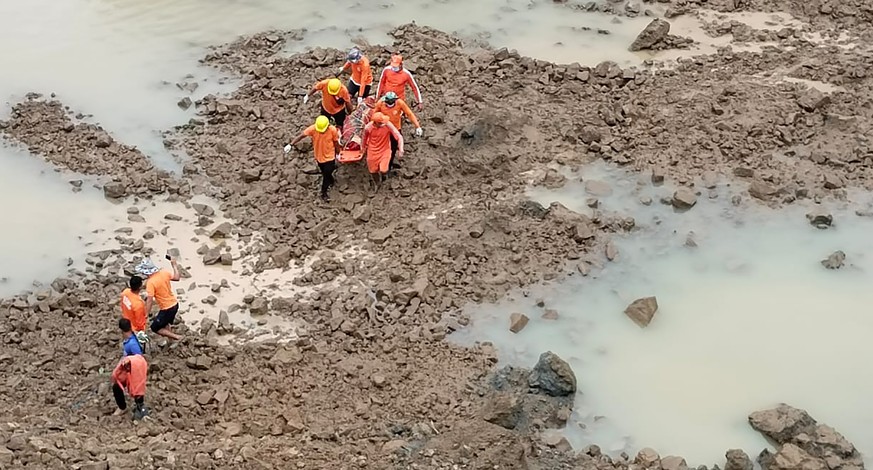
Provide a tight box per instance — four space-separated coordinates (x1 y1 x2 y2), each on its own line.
361 112 403 192
136 258 183 342
376 54 423 110
338 47 373 102
119 318 144 356
303 78 354 131
284 115 342 202
111 354 149 419
120 275 147 334
372 91 422 171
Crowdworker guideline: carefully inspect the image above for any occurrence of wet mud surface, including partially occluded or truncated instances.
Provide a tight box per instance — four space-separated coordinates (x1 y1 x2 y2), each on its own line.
1 1 873 468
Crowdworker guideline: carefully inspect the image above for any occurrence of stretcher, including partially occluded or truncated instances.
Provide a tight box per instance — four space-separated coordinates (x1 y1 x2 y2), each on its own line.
338 97 376 163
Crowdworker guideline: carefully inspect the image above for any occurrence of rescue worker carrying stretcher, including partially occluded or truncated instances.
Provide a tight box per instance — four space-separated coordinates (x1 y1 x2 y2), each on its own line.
338 47 373 103
372 91 422 172
303 78 354 132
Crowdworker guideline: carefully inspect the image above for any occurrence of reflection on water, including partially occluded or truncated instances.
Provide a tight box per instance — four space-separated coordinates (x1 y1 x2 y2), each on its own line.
454 162 873 466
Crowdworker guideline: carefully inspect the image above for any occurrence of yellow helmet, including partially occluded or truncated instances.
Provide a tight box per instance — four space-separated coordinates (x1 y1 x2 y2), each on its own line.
327 78 342 96
315 115 330 133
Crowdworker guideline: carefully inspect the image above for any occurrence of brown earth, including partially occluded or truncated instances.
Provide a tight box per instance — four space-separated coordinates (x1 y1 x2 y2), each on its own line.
1 3 872 469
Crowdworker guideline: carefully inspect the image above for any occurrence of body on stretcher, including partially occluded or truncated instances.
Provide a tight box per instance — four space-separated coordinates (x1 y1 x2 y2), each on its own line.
337 97 376 164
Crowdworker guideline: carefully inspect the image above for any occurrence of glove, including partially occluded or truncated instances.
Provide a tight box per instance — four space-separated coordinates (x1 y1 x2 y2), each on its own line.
415 128 423 137
283 144 292 153
303 95 309 104
357 96 363 106
338 67 345 76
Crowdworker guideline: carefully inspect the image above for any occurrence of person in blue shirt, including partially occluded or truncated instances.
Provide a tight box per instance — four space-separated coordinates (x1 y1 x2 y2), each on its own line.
119 318 144 356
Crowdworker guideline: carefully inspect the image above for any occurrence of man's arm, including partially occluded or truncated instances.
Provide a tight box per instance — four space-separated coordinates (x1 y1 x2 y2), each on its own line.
289 130 307 147
404 70 423 108
388 124 404 156
333 132 343 155
170 259 181 282
400 100 421 129
375 68 388 98
361 126 371 157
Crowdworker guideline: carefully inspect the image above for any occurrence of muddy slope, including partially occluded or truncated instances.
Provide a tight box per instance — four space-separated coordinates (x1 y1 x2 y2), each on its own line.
1 11 872 470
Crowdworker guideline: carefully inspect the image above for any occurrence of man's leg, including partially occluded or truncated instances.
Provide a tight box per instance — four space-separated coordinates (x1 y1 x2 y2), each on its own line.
133 396 148 420
151 305 183 341
347 80 360 100
389 135 400 171
361 84 372 98
319 160 336 201
333 109 348 132
113 383 127 414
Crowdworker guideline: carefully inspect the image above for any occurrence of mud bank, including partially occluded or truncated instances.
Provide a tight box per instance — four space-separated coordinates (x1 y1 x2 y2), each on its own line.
1 2 873 468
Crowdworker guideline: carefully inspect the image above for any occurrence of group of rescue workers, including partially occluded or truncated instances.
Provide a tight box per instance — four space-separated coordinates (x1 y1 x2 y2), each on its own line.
108 47 424 421
284 48 424 201
111 257 184 420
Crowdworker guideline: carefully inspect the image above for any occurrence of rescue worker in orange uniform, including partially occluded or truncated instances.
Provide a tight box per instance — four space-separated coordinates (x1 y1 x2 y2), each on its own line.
372 91 423 172
111 354 149 419
120 275 147 334
303 78 354 131
136 258 183 342
285 115 342 202
338 47 373 102
361 112 404 192
376 54 423 110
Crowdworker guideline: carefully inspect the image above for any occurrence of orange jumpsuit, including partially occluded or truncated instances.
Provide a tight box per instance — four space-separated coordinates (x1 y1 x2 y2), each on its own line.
376 67 423 104
112 354 148 397
120 288 147 332
362 122 403 174
373 98 420 131
341 56 374 87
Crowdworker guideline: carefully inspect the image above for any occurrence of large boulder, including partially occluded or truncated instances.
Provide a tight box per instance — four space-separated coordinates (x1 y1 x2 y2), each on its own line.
528 352 577 397
629 19 670 51
749 404 864 469
725 449 753 470
480 393 522 430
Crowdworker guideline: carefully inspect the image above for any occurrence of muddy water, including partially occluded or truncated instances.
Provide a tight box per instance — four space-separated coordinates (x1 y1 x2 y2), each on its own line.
454 162 873 466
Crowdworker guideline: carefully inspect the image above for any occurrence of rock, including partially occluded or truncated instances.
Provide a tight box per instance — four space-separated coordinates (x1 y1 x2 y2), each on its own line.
584 180 613 197
0 447 12 467
764 444 827 470
541 434 573 452
164 213 183 221
469 222 485 238
225 422 242 437
220 253 233 265
529 351 577 397
241 168 261 182
749 404 816 444
725 449 753 470
369 226 394 244
371 374 387 388
271 347 302 365
605 241 618 261
202 247 222 265
509 313 529 333
192 203 215 216
796 88 831 112
821 250 845 269
806 209 832 229
196 389 215 405
80 463 109 470
480 393 521 429
733 167 754 178
177 97 193 110
352 205 371 223
541 309 559 320
661 455 688 470
210 222 233 238
651 167 665 185
249 297 269 315
629 19 670 51
186 356 213 370
672 188 697 210
218 310 231 333
573 223 595 242
272 247 293 267
624 296 658 327
823 173 845 190
635 447 660 466
749 180 778 200
102 182 126 199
